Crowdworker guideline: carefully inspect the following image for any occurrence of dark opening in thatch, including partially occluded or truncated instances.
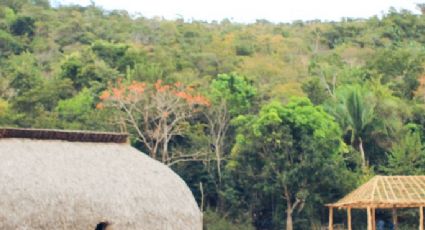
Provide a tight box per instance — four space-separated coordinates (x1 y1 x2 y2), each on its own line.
0 128 128 143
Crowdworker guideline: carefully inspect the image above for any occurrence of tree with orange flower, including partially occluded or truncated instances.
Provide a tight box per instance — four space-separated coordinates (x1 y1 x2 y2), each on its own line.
98 79 210 165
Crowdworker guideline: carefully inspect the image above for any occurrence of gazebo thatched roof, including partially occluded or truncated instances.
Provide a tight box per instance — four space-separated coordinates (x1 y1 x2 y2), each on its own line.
0 128 202 230
329 175 425 209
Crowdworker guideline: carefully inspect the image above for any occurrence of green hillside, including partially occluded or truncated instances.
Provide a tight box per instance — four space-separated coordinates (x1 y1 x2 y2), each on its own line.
1 1 425 229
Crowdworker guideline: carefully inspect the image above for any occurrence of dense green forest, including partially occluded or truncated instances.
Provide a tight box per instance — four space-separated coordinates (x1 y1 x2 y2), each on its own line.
1 1 425 229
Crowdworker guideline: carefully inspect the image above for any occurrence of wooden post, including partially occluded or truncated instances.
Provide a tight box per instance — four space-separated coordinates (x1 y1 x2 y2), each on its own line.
347 208 352 230
367 207 373 230
420 206 424 230
392 208 398 230
329 207 334 230
372 208 376 230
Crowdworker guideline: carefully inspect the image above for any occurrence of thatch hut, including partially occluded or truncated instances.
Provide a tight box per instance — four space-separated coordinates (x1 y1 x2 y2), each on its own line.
0 128 202 230
327 175 425 230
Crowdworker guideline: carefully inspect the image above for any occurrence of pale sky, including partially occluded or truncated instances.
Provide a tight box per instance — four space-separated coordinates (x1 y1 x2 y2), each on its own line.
52 0 421 23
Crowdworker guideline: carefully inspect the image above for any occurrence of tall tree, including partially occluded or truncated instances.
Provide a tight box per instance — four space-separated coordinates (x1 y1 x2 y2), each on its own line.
326 85 375 167
382 126 425 175
98 78 210 165
205 73 256 181
230 97 348 230
327 82 407 167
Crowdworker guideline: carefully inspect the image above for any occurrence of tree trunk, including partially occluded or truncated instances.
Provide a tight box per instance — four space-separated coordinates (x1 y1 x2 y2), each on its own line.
285 187 294 230
162 120 169 163
286 206 293 230
358 137 366 168
215 139 222 183
162 139 168 163
151 141 159 160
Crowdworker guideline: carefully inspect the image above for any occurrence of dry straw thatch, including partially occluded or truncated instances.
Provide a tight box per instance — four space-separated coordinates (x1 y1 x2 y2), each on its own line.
329 175 425 209
327 176 425 230
0 128 202 230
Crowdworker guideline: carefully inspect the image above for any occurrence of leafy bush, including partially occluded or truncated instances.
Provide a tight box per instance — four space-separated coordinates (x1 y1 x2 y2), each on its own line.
235 43 254 56
203 210 254 230
10 16 35 37
0 30 23 56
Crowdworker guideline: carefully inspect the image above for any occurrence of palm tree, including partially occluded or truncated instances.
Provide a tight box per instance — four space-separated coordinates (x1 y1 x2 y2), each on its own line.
328 85 376 167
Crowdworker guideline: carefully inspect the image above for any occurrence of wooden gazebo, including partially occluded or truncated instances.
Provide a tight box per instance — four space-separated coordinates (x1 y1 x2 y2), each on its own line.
327 176 425 230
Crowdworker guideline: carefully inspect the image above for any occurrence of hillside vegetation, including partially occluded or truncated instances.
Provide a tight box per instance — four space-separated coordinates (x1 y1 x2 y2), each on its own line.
1 1 425 229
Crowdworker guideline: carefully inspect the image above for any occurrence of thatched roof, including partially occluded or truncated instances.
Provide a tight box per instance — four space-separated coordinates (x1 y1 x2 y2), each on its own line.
329 176 425 209
0 129 202 230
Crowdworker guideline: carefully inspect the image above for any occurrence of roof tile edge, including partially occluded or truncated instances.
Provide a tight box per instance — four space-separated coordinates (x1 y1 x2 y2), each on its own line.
0 128 129 143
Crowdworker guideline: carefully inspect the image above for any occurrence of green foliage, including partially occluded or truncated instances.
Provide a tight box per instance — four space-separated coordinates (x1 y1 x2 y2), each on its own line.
56 88 93 117
1 0 49 11
0 7 17 28
0 29 23 57
366 42 425 98
126 62 164 82
54 88 109 130
301 78 329 105
1 52 74 126
1 2 425 229
60 52 118 91
382 127 425 175
10 16 35 37
203 210 255 230
380 9 425 43
209 73 257 115
228 97 354 228
0 98 13 125
91 40 129 70
308 53 366 92
235 43 254 56
0 99 9 116
327 85 375 139
6 52 43 95
326 84 376 167
323 21 365 48
326 81 408 168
